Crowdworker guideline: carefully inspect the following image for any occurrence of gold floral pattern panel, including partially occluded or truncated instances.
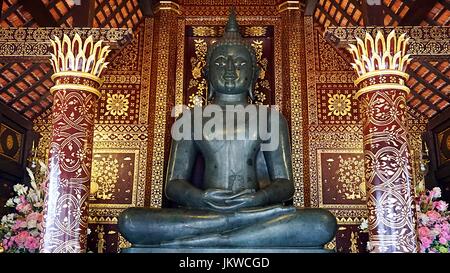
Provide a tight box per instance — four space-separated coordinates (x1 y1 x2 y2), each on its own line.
88 134 148 218
317 83 359 124
318 150 366 207
184 25 275 107
98 85 140 124
95 26 144 125
90 152 136 204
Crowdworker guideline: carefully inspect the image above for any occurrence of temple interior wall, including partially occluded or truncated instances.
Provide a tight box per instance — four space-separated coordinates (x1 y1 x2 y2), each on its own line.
30 4 427 252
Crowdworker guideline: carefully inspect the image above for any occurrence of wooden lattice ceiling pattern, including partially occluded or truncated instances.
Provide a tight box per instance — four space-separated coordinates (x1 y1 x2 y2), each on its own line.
0 0 449 120
0 0 142 119
93 0 142 29
315 0 450 118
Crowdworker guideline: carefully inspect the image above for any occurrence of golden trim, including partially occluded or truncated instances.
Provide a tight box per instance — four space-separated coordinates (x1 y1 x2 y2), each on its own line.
347 30 411 77
354 69 409 85
278 1 302 13
149 12 175 208
50 34 110 77
51 71 103 85
50 84 102 98
175 19 185 116
154 1 181 15
355 83 410 99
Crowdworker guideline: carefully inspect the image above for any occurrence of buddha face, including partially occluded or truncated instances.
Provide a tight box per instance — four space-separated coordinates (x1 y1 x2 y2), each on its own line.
208 45 255 95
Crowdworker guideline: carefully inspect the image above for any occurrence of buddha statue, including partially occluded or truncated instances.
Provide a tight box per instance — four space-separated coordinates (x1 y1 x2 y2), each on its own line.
118 10 337 252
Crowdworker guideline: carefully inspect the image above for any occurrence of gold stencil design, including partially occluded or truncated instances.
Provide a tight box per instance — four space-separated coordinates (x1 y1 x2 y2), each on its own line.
245 26 267 37
324 237 336 251
95 225 106 253
105 93 130 116
350 231 359 253
251 40 268 105
118 235 132 252
327 93 352 117
188 39 208 107
336 155 366 201
90 155 120 200
192 26 217 36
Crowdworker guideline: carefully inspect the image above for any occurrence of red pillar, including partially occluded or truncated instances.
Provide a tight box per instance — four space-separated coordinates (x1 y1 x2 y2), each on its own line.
40 35 110 252
348 31 418 252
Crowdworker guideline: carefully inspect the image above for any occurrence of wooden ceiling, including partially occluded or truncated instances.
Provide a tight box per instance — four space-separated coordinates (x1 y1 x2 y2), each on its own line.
0 0 448 120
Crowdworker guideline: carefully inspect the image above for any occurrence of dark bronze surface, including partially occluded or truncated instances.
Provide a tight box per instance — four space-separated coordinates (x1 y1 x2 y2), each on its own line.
119 10 337 250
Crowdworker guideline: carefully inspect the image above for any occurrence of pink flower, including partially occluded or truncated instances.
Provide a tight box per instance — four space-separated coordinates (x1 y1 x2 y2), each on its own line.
420 236 433 250
426 210 441 222
26 212 43 222
14 231 29 247
439 236 448 245
2 239 10 250
433 201 448 212
24 236 39 251
12 219 27 231
441 231 450 241
431 187 442 199
418 226 431 239
16 202 32 214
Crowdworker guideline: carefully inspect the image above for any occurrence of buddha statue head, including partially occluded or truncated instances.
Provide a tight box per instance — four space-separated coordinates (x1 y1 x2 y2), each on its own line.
204 9 260 101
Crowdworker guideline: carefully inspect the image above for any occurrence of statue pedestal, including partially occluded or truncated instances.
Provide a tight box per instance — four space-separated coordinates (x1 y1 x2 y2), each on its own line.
120 247 333 253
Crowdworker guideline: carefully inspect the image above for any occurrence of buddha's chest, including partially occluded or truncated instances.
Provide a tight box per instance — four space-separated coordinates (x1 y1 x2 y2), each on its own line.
199 115 260 141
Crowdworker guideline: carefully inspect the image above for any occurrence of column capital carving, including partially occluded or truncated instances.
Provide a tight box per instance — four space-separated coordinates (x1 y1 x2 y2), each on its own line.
154 1 181 15
347 30 412 99
278 1 305 13
49 34 111 97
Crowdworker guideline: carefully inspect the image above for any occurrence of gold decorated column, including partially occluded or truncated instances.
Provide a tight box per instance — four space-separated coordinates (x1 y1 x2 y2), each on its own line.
40 34 110 253
348 30 418 252
148 1 180 208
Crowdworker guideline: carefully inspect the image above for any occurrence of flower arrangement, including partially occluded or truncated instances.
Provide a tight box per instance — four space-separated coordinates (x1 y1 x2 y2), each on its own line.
0 161 46 253
416 187 450 253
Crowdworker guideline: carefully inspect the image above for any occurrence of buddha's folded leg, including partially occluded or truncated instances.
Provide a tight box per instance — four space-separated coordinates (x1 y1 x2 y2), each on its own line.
160 208 337 248
119 205 296 246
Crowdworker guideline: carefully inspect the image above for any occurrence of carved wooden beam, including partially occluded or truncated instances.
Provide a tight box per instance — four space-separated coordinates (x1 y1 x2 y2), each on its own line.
324 26 450 59
0 27 133 62
18 0 58 27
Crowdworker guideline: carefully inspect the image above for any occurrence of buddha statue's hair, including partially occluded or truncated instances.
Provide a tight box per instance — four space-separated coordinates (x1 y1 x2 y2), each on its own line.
205 9 259 100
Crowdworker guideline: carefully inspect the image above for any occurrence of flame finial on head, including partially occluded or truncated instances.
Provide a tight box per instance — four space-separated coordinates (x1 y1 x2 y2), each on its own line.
224 7 239 34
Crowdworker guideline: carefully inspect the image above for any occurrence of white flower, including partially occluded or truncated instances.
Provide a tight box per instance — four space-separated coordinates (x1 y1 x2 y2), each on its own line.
87 228 91 235
359 218 369 231
1 213 15 225
432 187 441 198
5 198 15 207
27 219 37 229
13 184 28 195
418 213 429 225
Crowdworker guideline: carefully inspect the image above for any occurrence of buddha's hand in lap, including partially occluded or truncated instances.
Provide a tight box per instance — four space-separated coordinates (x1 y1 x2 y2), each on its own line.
203 188 265 212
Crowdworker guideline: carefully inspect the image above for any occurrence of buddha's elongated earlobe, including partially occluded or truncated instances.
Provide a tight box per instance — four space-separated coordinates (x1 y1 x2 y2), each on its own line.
248 66 260 101
203 67 214 101
207 81 214 101
248 85 255 101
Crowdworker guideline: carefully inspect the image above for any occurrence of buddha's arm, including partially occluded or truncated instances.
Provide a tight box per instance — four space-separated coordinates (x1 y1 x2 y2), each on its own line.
261 113 295 204
165 139 205 208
